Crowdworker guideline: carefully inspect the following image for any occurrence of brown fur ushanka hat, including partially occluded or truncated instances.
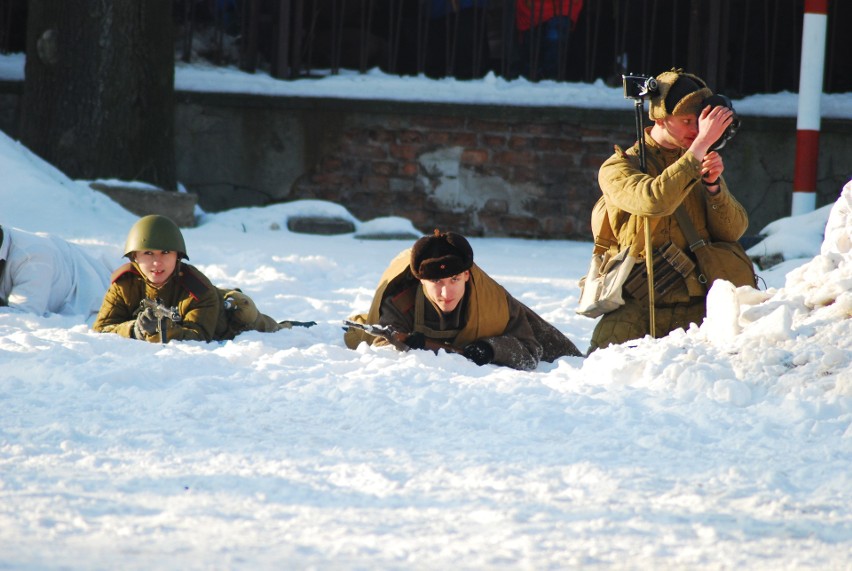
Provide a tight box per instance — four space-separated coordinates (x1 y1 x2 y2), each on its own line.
649 69 713 120
410 230 474 280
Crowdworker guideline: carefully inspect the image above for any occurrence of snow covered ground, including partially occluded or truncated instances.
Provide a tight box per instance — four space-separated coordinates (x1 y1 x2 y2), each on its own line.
1 56 851 569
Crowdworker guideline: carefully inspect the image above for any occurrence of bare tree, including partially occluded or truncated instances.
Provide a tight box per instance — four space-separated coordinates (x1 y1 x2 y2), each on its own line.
19 0 176 190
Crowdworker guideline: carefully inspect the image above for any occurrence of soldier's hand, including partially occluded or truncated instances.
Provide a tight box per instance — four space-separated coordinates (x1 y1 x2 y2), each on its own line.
694 105 734 161
403 332 426 350
462 341 494 366
379 326 411 351
134 307 159 339
701 151 724 188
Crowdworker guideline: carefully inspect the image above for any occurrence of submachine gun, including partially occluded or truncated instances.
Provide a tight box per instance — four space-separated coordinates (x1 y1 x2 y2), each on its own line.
139 297 182 344
342 320 461 354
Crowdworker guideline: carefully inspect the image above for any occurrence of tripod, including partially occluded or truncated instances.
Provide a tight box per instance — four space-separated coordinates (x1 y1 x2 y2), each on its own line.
630 88 657 338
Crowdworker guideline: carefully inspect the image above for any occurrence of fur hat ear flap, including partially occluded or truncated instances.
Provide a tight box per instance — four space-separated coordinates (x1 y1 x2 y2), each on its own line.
649 69 713 120
410 230 474 280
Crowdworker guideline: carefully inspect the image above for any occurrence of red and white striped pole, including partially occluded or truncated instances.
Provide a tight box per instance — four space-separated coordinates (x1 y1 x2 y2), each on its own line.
792 0 829 216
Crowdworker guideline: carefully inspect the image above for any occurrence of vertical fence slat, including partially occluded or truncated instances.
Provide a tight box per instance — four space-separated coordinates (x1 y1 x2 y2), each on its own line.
825 0 837 89
0 0 8 54
181 0 195 63
705 2 721 88
717 0 730 91
687 0 701 75
420 0 429 75
584 0 600 82
277 0 293 79
291 0 304 76
446 2 457 76
239 0 260 73
473 0 488 77
358 0 375 74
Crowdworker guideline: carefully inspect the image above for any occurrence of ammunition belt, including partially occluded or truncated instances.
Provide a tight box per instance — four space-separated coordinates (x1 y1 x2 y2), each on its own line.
624 241 696 301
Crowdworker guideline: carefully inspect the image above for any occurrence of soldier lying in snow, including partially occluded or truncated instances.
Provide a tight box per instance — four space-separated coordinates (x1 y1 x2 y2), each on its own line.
93 214 313 343
344 230 581 370
0 224 112 319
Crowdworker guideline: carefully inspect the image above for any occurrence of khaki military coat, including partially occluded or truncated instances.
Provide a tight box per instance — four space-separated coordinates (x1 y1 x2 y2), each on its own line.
346 249 581 370
93 262 228 342
589 128 749 351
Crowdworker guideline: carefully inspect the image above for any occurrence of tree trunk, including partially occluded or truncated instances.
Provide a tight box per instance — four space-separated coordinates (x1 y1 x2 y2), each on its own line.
19 0 176 190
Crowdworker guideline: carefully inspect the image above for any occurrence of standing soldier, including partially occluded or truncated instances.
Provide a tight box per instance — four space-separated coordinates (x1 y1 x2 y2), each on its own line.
588 69 750 352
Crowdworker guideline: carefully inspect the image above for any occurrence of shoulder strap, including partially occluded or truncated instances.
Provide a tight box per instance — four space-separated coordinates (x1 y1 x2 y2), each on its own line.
673 205 707 252
590 197 616 255
110 262 139 283
178 264 211 301
591 145 632 255
390 285 416 315
594 199 662 258
598 145 662 258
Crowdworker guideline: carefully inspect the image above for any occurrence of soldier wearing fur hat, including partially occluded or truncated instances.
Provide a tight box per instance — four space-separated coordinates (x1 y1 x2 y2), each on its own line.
588 69 749 352
344 230 582 370
93 215 307 343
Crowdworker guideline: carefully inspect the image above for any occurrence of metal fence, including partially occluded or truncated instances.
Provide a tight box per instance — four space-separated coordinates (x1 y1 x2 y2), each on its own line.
2 0 849 95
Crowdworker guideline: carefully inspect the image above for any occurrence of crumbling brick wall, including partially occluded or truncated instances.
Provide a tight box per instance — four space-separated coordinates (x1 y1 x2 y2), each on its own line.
289 105 627 240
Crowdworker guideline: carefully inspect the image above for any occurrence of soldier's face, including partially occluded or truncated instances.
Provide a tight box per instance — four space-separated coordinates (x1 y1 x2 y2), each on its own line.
420 270 470 314
658 113 699 149
134 249 178 287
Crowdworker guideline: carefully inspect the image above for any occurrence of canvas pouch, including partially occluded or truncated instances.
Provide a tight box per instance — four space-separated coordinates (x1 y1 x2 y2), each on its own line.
673 206 757 289
692 240 757 288
576 198 661 318
576 248 637 318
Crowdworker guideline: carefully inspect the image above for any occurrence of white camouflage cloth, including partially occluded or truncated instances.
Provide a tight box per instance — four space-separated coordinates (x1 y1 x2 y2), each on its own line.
0 225 112 318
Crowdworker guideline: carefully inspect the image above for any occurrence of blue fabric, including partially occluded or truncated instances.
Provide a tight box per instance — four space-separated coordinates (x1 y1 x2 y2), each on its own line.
431 0 487 19
519 15 573 80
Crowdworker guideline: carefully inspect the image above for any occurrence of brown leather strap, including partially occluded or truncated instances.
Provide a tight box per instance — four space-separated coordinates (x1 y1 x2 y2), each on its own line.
412 287 459 340
673 205 707 252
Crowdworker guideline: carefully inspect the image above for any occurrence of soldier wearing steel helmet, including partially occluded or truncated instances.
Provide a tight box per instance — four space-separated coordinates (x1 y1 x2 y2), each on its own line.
93 215 297 343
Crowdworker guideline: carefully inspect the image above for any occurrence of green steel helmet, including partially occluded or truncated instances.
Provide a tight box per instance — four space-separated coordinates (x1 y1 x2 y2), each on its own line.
123 215 188 259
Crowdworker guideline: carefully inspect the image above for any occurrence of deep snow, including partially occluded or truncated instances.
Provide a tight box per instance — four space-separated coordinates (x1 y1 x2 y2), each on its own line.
1 56 851 570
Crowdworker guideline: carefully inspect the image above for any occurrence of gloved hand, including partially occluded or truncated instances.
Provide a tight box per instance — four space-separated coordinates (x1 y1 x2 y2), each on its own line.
224 292 259 329
134 307 159 339
278 320 317 329
463 341 494 366
403 332 426 350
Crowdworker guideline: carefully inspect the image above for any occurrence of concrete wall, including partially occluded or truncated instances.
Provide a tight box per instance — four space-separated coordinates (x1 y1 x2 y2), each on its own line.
3 82 851 239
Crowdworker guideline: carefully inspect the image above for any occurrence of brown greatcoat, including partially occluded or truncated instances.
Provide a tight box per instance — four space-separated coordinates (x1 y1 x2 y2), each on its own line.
93 262 229 342
589 127 749 351
94 262 285 343
345 249 582 370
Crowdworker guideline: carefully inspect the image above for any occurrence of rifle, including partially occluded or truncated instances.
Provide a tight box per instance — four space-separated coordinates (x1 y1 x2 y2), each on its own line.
139 297 181 343
342 320 460 354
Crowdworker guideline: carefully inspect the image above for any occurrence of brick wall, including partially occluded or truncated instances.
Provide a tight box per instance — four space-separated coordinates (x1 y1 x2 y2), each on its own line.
288 104 628 239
